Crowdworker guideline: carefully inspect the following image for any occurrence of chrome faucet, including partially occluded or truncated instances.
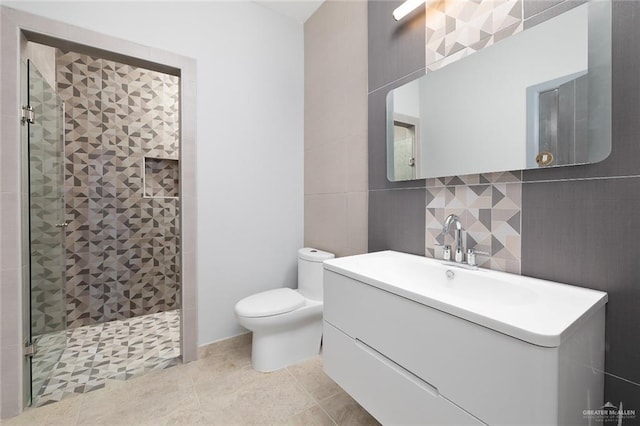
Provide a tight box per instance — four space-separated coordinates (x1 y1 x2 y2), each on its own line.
442 214 464 263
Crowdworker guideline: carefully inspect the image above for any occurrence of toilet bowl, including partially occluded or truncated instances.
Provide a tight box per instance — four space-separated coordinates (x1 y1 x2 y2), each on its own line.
235 248 335 372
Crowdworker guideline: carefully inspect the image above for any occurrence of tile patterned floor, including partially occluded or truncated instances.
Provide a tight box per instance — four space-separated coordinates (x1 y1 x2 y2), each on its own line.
33 310 181 407
4 333 379 425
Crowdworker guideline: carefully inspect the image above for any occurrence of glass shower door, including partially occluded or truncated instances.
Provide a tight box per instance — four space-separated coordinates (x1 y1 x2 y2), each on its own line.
26 60 67 404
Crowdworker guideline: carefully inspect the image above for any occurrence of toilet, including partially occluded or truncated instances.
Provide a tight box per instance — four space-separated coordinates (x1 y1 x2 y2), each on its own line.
235 248 335 372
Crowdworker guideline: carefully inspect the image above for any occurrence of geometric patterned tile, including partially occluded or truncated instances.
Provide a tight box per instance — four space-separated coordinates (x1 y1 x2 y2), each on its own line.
426 0 523 70
33 309 181 407
56 49 181 329
144 157 179 198
425 170 522 188
425 182 521 273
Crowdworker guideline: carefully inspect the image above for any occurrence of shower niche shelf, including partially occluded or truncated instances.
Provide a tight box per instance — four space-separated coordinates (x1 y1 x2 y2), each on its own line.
143 156 180 199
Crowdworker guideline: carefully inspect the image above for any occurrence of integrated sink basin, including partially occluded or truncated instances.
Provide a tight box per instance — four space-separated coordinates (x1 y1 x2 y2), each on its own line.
323 250 607 347
322 250 608 425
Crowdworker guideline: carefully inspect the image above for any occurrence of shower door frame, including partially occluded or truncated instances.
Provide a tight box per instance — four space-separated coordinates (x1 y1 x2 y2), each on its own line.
0 6 199 418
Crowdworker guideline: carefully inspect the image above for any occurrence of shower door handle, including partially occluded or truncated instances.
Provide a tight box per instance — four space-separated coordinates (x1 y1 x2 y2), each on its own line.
55 222 69 228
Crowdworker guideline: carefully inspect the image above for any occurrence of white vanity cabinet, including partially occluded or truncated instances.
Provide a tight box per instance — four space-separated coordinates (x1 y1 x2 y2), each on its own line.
322 251 607 425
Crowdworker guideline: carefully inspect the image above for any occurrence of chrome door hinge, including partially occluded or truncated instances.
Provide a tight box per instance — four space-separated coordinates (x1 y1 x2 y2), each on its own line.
21 105 34 125
24 340 38 358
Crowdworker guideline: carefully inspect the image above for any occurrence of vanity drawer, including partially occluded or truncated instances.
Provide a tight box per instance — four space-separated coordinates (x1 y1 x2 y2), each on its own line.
324 270 559 425
323 322 484 425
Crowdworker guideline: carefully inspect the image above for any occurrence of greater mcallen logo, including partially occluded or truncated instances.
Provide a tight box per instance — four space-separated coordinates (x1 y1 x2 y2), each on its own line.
583 402 636 423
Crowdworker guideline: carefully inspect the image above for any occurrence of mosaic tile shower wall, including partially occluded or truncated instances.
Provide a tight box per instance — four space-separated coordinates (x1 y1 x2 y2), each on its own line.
56 50 180 329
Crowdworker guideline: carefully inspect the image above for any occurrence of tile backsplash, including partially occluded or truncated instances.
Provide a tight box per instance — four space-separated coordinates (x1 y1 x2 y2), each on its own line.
425 172 522 274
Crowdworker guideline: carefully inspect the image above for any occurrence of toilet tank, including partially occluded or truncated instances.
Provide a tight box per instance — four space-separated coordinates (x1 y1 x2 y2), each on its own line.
298 248 335 301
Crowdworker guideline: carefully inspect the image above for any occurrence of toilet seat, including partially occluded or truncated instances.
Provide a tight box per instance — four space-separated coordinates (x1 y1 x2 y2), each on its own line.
235 288 305 318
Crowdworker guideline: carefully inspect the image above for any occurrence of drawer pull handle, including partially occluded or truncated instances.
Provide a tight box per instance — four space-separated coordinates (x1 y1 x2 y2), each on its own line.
355 338 440 398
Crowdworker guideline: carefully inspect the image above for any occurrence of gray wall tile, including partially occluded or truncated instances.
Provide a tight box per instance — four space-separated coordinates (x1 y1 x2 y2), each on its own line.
367 0 427 257
523 0 586 29
604 373 640 418
369 188 425 255
368 0 426 93
523 0 579 20
522 177 640 398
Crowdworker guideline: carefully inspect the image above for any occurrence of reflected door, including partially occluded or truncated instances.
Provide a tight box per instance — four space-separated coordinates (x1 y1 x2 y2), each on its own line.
26 60 67 404
393 122 416 181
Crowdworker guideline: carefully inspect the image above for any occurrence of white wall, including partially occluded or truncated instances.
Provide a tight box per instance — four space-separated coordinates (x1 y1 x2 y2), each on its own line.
4 1 304 346
393 79 420 119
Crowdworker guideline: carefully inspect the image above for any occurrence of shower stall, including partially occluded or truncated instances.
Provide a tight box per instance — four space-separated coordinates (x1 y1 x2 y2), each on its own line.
24 45 182 406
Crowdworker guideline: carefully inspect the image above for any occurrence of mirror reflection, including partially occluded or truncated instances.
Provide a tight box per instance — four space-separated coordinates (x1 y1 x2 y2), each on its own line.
387 2 611 181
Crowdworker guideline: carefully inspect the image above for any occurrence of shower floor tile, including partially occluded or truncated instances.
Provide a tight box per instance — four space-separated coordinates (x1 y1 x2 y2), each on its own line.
34 309 180 407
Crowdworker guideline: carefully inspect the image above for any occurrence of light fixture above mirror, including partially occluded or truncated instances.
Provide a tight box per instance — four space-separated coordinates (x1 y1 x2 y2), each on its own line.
393 0 425 21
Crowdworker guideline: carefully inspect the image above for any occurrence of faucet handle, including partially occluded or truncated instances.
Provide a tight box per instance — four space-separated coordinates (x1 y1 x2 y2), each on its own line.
469 248 489 256
442 245 451 261
466 248 489 266
433 243 451 261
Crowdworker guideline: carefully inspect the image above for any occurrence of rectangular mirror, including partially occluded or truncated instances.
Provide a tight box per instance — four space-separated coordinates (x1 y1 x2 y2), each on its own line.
387 1 611 181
